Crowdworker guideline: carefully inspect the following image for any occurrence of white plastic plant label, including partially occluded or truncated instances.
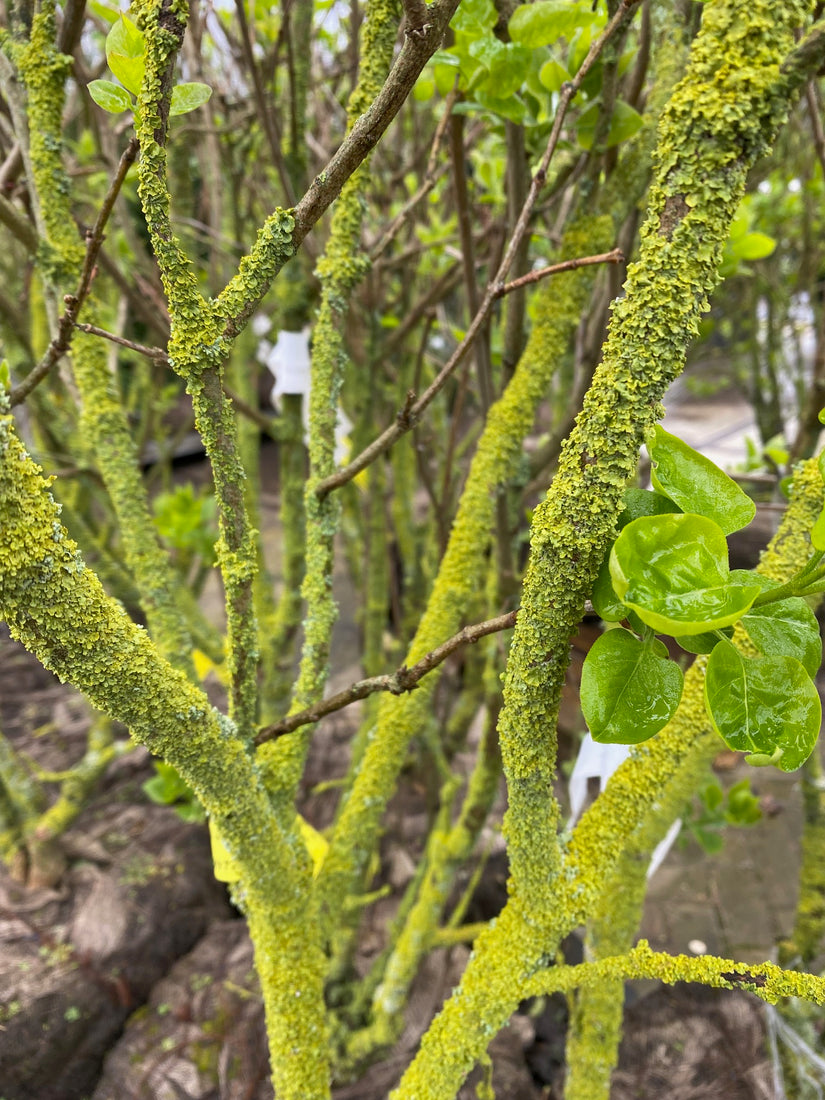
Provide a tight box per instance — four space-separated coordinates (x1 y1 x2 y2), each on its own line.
256 323 355 467
264 327 312 402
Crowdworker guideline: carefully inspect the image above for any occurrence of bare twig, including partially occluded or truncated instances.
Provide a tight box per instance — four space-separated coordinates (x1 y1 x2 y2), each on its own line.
254 609 518 744
313 0 641 498
369 89 462 260
75 323 166 360
9 137 139 407
233 0 296 208
73 324 280 438
496 249 624 298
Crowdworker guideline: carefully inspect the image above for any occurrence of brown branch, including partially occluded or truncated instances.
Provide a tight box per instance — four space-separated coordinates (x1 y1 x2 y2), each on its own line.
496 249 624 298
313 0 641 498
74 323 167 359
780 17 825 97
233 0 296 208
216 0 462 342
402 0 432 36
805 80 825 183
254 609 519 745
0 189 37 252
369 88 463 261
9 137 139 407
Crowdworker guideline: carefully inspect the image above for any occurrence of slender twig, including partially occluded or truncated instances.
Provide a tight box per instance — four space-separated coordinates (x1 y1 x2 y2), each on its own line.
73 324 279 437
217 0 463 342
9 137 139 407
497 249 624 298
75 323 167 360
254 609 518 744
0 189 37 252
233 0 296 208
313 0 641 498
369 89 463 260
450 109 494 412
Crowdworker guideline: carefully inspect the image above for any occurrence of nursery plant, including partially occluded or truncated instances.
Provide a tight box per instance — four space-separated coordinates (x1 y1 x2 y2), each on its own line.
4 0 825 1097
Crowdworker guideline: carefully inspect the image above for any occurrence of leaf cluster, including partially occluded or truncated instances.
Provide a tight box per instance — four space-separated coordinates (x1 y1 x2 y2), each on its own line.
583 424 824 771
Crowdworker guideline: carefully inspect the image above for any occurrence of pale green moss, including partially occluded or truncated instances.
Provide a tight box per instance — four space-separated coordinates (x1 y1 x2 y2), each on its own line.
18 3 81 282
73 332 194 671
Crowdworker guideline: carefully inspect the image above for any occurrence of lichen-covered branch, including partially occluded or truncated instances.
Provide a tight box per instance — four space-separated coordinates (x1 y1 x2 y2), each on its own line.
0 407 332 1100
391 3 815 1094
519 940 825 1006
316 220 612 944
257 0 403 805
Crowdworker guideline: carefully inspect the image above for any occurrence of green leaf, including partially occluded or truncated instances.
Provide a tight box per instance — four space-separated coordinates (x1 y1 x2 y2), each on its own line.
169 82 213 116
106 15 145 95
538 58 570 93
591 554 625 621
0 359 9 391
581 628 684 745
509 0 594 47
106 12 145 58
88 79 133 114
705 641 820 772
675 629 730 655
734 231 775 261
724 779 761 825
618 487 681 526
89 1 121 24
610 513 761 635
812 509 825 552
576 99 644 150
451 0 497 35
741 597 822 677
648 424 756 535
486 44 533 97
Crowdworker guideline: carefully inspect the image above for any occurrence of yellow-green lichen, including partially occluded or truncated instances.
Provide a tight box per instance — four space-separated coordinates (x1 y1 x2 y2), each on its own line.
317 219 612 942
0 411 331 1100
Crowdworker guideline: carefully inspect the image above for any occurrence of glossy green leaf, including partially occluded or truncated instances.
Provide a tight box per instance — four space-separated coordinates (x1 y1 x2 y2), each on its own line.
581 628 684 745
452 0 497 34
812 509 825 552
818 407 825 426
509 0 593 47
169 82 213 116
610 513 760 634
106 15 145 96
88 79 133 113
705 641 820 772
591 554 625 621
648 424 756 535
576 98 643 150
89 0 120 24
618 487 680 526
741 597 822 677
675 629 729 655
